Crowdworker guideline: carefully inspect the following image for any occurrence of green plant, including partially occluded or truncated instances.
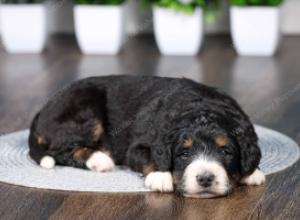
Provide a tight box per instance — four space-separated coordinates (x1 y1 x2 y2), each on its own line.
143 0 220 23
229 0 283 6
143 0 219 14
74 0 125 4
0 0 45 3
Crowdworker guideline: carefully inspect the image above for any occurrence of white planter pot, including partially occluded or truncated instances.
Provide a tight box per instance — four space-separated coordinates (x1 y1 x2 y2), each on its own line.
74 5 125 55
153 7 203 56
230 6 281 56
0 4 47 54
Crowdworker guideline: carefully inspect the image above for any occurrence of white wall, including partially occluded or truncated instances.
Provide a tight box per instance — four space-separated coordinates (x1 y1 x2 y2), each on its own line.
4 0 300 35
281 0 300 34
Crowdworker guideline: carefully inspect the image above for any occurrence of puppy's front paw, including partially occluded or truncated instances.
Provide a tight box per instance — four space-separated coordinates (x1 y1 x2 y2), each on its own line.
145 172 174 192
86 151 115 172
241 169 266 186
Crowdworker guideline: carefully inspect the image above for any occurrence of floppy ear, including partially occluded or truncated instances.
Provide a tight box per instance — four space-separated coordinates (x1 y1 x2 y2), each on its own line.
234 125 262 177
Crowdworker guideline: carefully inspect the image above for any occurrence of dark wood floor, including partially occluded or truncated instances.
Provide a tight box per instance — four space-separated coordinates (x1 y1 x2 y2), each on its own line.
0 35 299 220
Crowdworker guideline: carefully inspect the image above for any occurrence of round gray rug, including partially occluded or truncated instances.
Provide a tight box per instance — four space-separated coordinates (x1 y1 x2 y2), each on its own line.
0 125 299 192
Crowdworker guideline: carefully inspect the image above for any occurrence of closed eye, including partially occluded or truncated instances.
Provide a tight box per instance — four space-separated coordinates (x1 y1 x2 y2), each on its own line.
177 151 191 159
221 148 232 156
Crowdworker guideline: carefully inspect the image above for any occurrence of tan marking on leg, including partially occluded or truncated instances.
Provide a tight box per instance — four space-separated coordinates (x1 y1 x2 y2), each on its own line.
93 119 104 141
36 135 46 145
72 147 95 161
143 164 156 176
172 175 179 185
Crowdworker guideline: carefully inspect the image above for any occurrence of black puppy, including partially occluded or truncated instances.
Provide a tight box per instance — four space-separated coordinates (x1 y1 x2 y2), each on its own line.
29 75 265 198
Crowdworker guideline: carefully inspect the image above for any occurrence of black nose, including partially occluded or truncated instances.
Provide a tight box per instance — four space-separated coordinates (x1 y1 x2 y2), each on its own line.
196 172 215 187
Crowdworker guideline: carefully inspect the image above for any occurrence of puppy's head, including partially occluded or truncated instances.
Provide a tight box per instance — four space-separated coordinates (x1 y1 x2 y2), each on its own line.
172 125 261 198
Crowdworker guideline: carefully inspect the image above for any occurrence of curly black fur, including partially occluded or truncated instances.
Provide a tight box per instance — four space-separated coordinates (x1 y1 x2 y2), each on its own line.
29 75 261 190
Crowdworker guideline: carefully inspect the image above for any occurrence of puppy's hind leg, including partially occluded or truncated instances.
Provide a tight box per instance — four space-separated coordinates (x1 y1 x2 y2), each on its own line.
53 147 115 172
53 147 93 169
85 150 115 172
40 155 56 169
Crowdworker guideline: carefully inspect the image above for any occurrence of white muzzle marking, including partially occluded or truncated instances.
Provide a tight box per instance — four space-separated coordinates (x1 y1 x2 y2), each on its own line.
182 156 230 198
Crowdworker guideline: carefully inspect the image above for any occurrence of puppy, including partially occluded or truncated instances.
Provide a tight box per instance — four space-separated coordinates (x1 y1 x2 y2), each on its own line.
29 75 265 198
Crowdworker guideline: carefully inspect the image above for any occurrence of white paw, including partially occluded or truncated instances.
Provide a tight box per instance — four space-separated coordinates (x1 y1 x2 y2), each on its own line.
86 151 115 172
241 169 266 186
40 155 55 169
145 171 174 192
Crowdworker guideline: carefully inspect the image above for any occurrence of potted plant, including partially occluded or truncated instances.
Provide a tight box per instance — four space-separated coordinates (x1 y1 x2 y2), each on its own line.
229 0 284 56
0 0 47 53
74 0 126 55
144 0 218 56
